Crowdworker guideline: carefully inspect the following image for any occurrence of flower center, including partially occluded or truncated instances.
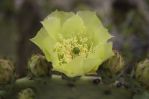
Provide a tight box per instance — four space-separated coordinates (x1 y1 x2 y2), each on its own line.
54 34 93 65
72 47 80 54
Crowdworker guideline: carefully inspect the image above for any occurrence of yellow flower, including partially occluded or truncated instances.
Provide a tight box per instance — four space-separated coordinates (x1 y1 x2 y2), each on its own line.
31 10 114 77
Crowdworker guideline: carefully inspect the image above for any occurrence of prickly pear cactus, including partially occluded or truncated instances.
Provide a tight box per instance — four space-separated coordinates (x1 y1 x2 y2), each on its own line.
0 10 149 99
1 75 132 99
0 55 149 99
0 55 148 99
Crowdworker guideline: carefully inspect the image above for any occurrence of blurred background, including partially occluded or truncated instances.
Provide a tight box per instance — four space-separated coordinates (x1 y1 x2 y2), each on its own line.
0 0 149 77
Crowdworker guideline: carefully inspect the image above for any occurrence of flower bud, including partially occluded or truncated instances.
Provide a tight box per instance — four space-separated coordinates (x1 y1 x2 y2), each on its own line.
135 59 149 87
101 51 125 75
18 88 35 99
28 54 50 77
0 59 14 84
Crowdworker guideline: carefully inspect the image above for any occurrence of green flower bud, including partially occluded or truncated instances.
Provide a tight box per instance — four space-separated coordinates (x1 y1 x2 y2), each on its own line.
135 59 149 87
101 51 125 75
0 59 14 84
28 55 50 77
18 88 35 99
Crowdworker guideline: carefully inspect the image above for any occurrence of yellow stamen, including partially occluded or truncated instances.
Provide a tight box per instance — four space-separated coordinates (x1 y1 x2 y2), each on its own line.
54 34 93 65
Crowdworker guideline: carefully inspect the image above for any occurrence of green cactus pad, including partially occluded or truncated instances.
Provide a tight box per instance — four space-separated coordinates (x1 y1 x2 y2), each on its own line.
1 75 132 99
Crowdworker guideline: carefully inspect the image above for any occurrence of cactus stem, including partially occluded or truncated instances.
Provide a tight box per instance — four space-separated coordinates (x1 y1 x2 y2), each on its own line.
0 75 132 99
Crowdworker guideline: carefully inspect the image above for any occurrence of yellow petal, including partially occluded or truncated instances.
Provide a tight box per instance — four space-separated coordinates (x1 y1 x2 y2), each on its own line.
62 14 86 38
50 10 74 24
30 28 55 61
41 17 61 41
77 11 112 45
53 56 84 77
